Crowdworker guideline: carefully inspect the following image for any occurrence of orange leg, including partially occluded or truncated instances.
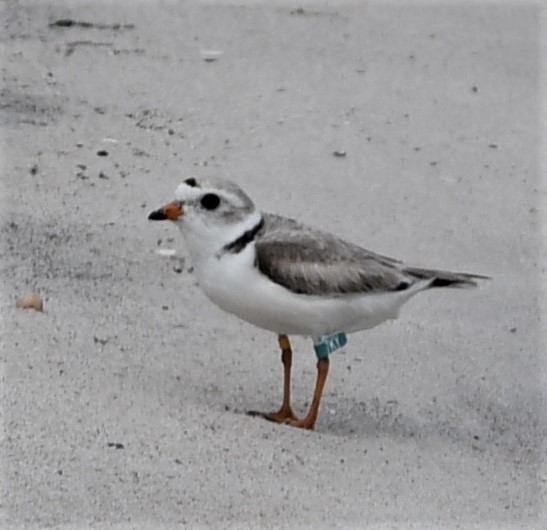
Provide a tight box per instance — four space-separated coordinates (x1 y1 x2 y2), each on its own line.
248 335 298 423
286 357 329 430
248 336 330 430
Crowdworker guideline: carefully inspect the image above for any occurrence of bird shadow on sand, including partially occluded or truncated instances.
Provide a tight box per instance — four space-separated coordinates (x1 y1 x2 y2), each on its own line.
320 396 419 438
316 392 544 469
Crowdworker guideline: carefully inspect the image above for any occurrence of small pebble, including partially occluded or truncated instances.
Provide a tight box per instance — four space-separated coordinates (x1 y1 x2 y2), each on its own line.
156 248 176 257
333 150 347 157
16 293 43 312
201 49 223 62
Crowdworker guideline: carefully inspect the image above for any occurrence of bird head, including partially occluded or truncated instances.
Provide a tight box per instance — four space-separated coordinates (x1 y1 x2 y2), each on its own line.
148 177 262 259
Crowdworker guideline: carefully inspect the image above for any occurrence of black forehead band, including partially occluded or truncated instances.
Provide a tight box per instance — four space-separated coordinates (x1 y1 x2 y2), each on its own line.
184 177 198 187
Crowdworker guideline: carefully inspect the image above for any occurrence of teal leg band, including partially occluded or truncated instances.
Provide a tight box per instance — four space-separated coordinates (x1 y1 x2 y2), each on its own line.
313 332 348 359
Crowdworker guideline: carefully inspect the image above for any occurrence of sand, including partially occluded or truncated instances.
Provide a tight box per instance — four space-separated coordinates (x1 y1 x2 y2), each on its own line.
1 1 545 528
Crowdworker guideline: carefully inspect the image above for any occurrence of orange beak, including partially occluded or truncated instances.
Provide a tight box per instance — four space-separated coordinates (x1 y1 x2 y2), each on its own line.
148 202 183 221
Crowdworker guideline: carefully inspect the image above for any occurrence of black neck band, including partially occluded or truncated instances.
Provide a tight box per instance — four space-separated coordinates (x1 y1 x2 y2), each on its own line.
223 217 264 254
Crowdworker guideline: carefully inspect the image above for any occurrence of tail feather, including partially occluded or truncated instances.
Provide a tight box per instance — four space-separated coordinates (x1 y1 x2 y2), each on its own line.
403 266 491 288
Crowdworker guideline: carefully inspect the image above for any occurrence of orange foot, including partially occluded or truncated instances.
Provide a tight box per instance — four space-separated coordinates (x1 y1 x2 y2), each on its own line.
283 415 317 430
247 407 318 430
247 406 298 424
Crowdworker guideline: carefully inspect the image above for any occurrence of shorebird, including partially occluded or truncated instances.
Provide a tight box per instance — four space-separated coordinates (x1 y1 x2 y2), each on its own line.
149 177 488 429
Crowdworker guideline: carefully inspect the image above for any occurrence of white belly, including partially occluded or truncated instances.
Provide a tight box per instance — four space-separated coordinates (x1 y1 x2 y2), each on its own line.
192 245 421 339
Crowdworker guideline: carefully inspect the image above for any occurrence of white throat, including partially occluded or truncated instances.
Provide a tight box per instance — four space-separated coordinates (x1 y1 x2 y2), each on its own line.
180 210 263 265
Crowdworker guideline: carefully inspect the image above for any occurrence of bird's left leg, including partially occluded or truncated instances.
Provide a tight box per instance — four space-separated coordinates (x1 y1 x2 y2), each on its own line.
284 357 329 430
247 334 298 423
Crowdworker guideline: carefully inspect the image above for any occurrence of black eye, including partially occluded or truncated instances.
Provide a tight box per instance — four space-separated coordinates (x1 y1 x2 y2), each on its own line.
184 177 197 187
200 193 220 210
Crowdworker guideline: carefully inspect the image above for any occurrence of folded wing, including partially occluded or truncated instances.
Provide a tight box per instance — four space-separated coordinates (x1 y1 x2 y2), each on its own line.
255 214 410 295
255 214 489 296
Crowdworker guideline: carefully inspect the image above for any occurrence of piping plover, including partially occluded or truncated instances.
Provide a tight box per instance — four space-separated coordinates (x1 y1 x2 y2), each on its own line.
149 177 489 430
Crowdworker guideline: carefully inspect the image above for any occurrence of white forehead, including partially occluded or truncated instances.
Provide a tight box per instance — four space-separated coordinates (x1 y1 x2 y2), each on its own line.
174 177 256 213
174 182 202 202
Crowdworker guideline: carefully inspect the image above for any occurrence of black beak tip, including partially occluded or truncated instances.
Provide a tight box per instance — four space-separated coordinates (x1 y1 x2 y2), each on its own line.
148 209 167 221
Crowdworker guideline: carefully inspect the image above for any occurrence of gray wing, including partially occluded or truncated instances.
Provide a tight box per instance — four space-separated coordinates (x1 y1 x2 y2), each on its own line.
255 214 409 295
255 214 489 296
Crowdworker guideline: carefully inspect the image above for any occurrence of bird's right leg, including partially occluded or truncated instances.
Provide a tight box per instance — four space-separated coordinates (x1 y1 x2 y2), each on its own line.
247 334 298 423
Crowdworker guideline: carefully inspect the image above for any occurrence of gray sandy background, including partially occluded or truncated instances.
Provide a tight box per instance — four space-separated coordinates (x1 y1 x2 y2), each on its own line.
1 0 546 528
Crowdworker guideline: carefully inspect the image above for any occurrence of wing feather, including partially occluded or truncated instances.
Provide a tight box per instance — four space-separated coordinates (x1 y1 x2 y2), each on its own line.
255 214 408 295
